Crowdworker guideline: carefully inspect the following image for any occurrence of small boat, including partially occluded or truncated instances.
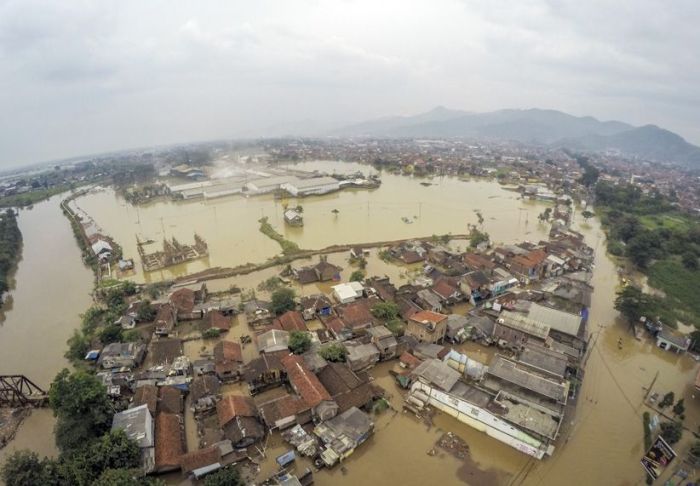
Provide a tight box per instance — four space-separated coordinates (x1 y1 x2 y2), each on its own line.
401 217 413 224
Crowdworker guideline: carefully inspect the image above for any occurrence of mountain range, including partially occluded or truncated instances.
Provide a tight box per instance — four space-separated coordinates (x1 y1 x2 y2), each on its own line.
328 107 700 167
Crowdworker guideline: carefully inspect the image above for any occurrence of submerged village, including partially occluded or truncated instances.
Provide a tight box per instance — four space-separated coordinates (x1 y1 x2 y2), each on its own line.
3 141 700 486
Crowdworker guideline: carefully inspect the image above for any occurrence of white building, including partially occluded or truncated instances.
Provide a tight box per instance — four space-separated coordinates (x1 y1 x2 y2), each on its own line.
331 282 364 304
281 177 340 197
245 176 299 195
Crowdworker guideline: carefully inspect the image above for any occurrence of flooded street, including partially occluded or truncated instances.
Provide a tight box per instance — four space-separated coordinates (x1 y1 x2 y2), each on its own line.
0 194 94 463
1 163 698 485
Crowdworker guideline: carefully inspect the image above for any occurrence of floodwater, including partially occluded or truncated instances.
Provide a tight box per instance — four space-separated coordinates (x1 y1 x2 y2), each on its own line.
1 161 699 486
0 194 94 463
75 161 551 283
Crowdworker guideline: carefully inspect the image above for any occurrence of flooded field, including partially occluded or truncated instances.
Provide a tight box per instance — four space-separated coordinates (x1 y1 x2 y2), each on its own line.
1 162 699 485
75 161 551 283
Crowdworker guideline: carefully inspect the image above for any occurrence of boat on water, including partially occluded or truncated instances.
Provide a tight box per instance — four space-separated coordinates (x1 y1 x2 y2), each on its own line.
401 217 413 224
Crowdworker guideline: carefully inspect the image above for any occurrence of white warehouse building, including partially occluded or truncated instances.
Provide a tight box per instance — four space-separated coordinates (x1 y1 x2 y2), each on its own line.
281 177 340 196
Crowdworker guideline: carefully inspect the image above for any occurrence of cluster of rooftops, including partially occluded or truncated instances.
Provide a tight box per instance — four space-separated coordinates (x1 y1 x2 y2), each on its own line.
97 224 598 480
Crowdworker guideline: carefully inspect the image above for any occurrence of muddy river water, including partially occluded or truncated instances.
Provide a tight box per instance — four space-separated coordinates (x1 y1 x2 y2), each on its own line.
1 161 698 485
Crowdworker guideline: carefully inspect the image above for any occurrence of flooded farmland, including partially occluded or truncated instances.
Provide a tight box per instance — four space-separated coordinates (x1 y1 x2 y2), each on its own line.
1 161 699 485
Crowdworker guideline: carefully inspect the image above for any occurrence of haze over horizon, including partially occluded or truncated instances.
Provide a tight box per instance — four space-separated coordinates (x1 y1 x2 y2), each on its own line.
2 0 699 167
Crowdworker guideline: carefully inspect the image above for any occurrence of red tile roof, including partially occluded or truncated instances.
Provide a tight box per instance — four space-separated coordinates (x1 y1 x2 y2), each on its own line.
214 340 242 363
281 354 331 408
169 288 196 314
179 446 221 475
399 351 422 369
132 385 158 415
216 395 257 427
432 279 457 299
410 310 448 325
337 301 374 329
274 310 307 332
155 413 183 471
205 310 231 331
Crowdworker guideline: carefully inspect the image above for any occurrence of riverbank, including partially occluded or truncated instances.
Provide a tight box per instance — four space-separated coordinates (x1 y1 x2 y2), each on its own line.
0 209 23 311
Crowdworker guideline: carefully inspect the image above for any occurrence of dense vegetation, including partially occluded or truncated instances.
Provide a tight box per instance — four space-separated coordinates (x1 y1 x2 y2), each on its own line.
597 181 700 326
0 209 22 307
289 330 311 354
2 369 160 486
258 217 301 255
270 287 296 315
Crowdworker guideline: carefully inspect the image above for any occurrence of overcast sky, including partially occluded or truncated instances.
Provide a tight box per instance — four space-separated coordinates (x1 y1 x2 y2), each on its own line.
1 0 699 167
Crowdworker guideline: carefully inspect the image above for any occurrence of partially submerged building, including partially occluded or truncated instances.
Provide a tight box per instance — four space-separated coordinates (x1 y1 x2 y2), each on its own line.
314 406 374 467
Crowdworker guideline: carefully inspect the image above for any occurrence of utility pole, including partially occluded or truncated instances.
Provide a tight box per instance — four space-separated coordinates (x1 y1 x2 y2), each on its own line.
643 371 660 401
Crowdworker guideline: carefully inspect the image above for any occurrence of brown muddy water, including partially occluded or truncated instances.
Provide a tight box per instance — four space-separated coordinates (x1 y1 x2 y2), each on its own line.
0 194 94 463
1 162 699 486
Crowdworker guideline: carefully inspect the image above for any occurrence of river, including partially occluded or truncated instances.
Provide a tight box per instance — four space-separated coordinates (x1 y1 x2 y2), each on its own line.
1 163 698 485
0 193 94 463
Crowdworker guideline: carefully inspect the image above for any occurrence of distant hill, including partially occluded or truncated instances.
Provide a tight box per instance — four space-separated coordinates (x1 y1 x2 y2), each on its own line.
332 107 700 166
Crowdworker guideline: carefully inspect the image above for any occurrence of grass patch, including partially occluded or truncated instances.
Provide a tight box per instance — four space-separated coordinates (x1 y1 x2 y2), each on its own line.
648 258 700 327
258 217 301 255
0 185 71 208
639 212 693 231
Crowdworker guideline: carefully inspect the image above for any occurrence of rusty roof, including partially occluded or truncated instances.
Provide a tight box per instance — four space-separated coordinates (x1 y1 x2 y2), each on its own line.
217 395 257 426
274 310 307 332
179 446 221 474
256 393 307 426
169 288 196 314
132 384 158 416
204 310 231 330
190 375 221 402
410 310 448 325
432 279 458 299
214 340 242 363
399 351 422 369
337 301 374 329
281 354 332 408
154 412 183 470
158 386 183 415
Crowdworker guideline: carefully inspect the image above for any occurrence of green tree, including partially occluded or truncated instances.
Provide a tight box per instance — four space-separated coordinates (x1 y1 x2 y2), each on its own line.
62 430 141 485
319 343 348 362
65 329 90 361
349 270 365 282
660 421 683 445
0 450 52 486
659 391 675 409
99 324 123 344
614 286 647 323
270 287 296 315
682 252 698 270
203 466 244 486
136 300 156 322
288 331 311 354
385 319 405 337
202 328 221 339
469 229 489 249
49 369 114 453
95 469 164 485
371 302 399 321
673 398 686 417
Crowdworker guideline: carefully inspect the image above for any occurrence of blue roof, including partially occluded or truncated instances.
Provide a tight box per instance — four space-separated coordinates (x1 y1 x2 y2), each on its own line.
85 350 101 360
276 450 296 467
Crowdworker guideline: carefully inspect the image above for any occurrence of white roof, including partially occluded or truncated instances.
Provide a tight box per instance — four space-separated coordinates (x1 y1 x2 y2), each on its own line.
286 176 339 189
527 302 582 337
332 284 357 301
91 239 113 254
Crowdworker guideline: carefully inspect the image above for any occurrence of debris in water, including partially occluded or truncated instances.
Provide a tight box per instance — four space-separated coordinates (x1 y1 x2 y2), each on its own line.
436 432 470 460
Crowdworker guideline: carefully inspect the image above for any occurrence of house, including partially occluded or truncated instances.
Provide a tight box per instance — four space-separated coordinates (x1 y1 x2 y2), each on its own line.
483 355 568 407
202 311 231 332
317 363 376 413
314 407 374 467
281 354 338 421
257 329 290 354
179 446 222 480
446 314 469 343
300 294 333 320
460 271 491 304
431 278 463 305
169 287 204 320
508 249 548 283
413 343 450 361
332 282 365 304
466 315 496 343
320 315 353 341
367 326 398 360
350 247 369 259
336 300 374 331
256 393 310 431
517 344 569 379
365 276 397 303
213 341 243 381
131 384 158 416
91 239 113 259
98 342 147 369
274 310 308 332
154 412 184 473
112 404 155 472
150 338 184 366
242 350 288 395
462 253 496 273
193 358 216 376
281 176 340 196
159 386 184 415
406 310 449 344
399 351 422 370
284 209 304 226
656 327 691 353
294 257 342 284
154 304 177 336
190 375 221 414
344 342 381 371
416 289 443 313
244 299 273 324
216 395 265 448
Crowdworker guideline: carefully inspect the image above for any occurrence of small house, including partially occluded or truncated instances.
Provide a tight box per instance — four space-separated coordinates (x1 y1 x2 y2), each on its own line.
216 395 265 448
345 342 381 371
406 310 449 344
300 294 333 320
257 329 290 354
213 341 243 381
332 282 365 304
284 209 304 226
656 327 691 353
